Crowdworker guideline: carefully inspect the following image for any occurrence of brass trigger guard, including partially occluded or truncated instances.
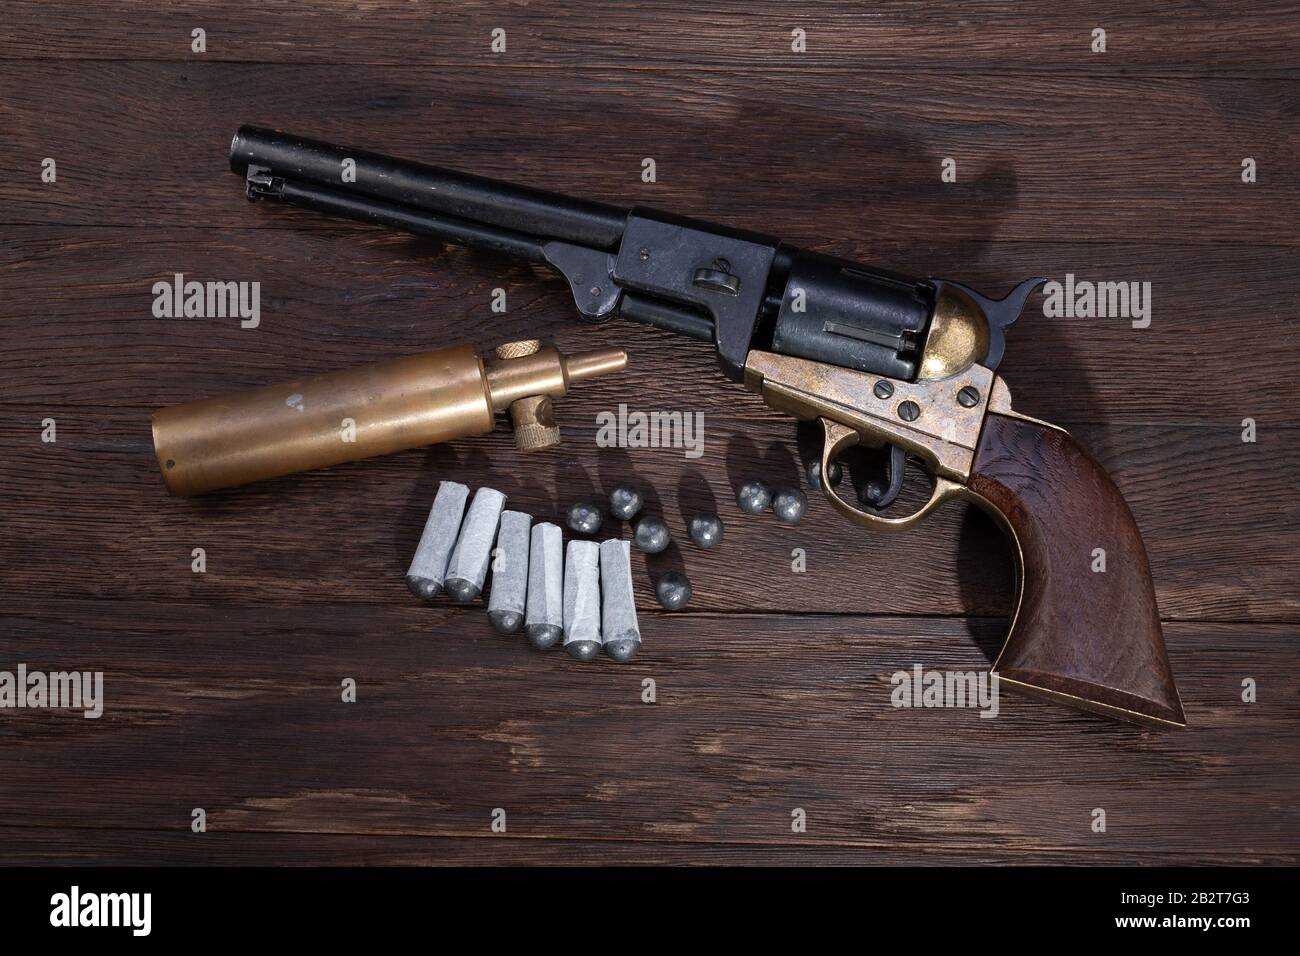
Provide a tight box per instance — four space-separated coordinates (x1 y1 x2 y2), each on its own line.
818 418 965 532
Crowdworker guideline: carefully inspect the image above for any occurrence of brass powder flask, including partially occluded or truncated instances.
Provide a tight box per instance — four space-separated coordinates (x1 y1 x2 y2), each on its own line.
151 339 627 497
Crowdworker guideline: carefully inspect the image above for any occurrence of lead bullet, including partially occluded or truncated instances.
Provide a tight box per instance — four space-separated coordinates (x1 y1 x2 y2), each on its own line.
566 501 603 536
634 515 671 553
608 484 643 521
806 460 842 491
688 511 724 549
736 479 772 514
656 571 692 610
773 488 807 524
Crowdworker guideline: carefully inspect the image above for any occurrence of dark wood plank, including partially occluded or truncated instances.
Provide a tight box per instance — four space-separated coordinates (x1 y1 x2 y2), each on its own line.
2 1 1296 868
2 65 1297 244
0 605 1295 863
4 827 1280 866
4 2 1299 73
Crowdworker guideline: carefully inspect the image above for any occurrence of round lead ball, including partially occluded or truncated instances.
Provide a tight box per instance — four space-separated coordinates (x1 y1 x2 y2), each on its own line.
806 460 842 491
688 512 724 549
773 487 807 524
566 501 603 536
633 516 671 554
736 479 772 515
862 480 888 508
655 572 692 610
608 484 643 521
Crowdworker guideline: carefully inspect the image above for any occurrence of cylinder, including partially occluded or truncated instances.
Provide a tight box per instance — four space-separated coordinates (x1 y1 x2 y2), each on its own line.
152 343 493 496
770 250 932 380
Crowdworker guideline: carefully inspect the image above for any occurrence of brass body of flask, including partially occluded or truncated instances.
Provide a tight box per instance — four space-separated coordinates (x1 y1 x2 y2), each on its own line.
151 341 627 496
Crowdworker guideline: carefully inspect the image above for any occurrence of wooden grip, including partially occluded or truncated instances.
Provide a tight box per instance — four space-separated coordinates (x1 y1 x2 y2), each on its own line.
968 413 1185 727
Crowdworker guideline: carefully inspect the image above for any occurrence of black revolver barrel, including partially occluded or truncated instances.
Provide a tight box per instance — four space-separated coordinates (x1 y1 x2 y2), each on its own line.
230 126 628 251
273 177 553 264
230 127 942 381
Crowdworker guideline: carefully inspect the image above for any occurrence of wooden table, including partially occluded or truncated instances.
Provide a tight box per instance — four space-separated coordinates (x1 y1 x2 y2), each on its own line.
1 1 1296 865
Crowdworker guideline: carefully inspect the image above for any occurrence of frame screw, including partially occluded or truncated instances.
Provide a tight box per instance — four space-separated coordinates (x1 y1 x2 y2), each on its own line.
897 400 921 422
873 381 894 400
957 385 980 408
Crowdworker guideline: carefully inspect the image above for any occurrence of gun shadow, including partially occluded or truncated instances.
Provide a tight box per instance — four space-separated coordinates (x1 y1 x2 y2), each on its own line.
595 445 690 594
956 285 1105 663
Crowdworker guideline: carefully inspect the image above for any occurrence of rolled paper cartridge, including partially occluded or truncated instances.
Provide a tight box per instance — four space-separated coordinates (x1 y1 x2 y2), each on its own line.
445 487 506 603
525 522 564 649
406 480 471 599
599 539 640 662
487 510 532 634
563 539 602 661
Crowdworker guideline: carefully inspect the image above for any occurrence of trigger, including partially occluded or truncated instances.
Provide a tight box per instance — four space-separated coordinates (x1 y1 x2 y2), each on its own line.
863 444 907 510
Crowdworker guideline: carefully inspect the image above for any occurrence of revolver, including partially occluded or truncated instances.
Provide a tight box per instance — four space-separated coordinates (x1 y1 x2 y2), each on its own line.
224 126 1184 728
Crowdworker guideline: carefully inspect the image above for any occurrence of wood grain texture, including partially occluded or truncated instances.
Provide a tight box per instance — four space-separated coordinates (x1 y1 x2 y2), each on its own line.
1 406 1296 623
4 1 1300 74
1 65 1298 245
1 606 1295 864
970 413 1183 725
2 228 1298 424
0 1 1296 866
